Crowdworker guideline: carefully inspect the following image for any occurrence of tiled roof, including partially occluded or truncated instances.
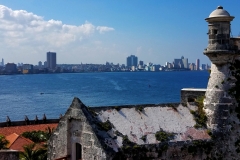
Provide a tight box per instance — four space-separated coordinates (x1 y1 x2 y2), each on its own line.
0 123 58 136
6 133 34 151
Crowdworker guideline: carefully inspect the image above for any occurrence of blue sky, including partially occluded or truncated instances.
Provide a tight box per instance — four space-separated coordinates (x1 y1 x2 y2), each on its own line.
0 1 240 66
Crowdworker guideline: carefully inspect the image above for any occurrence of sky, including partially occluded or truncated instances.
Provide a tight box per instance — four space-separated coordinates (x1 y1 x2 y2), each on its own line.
0 1 240 66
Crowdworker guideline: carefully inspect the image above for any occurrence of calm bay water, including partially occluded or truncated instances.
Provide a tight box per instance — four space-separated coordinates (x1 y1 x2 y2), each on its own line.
0 71 209 121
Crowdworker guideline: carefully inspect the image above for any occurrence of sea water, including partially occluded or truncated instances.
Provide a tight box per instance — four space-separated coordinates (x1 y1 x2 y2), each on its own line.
0 71 209 121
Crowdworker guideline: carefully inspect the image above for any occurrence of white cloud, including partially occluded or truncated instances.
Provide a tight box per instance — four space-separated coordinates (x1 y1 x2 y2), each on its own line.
96 26 115 34
0 5 115 63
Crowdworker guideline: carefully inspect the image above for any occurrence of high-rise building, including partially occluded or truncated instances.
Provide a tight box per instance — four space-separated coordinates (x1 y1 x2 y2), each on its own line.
1 58 4 66
196 59 200 70
44 61 47 68
126 55 138 67
173 56 188 69
181 56 188 69
47 52 57 69
202 64 206 70
139 61 144 66
38 61 42 68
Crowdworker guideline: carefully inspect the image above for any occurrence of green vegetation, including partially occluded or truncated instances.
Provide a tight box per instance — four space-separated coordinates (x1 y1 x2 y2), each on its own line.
190 96 207 128
0 134 9 149
20 127 54 160
21 127 54 143
20 143 47 160
155 130 175 142
140 135 147 142
97 120 112 131
135 106 144 112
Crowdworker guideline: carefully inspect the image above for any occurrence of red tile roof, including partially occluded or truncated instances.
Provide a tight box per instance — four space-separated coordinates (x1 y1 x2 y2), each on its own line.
6 133 34 151
0 123 58 136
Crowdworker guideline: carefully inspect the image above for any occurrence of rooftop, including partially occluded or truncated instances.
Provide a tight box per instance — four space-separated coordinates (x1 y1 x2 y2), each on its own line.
209 6 230 18
0 123 57 136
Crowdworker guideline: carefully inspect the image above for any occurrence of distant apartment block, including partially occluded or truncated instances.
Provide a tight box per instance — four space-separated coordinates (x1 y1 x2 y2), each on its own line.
5 63 17 73
126 55 138 67
47 52 57 69
22 64 34 74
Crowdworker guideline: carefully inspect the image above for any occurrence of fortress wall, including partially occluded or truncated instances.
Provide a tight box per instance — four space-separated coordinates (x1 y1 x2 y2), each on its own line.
181 88 206 103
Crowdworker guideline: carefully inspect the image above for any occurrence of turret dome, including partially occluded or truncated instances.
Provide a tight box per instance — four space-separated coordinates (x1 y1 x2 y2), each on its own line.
209 6 230 18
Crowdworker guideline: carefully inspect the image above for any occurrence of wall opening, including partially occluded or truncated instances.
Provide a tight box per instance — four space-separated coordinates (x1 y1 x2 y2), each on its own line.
188 97 195 102
76 143 82 160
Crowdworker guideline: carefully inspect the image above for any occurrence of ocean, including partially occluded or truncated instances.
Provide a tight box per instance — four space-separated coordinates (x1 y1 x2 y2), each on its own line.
0 71 209 121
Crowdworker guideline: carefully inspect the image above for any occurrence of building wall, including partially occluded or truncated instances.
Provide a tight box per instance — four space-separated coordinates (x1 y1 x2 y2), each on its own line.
48 98 107 160
0 150 19 160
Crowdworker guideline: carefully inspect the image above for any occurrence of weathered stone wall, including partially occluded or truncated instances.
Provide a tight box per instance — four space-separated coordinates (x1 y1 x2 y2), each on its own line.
47 98 106 160
203 63 233 131
181 88 206 103
0 150 19 160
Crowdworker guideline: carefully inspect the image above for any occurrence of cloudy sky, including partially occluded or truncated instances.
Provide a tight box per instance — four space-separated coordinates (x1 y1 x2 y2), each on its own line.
0 1 240 66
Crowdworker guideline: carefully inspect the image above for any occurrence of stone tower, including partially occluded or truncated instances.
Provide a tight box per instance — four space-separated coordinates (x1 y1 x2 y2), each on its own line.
203 6 239 133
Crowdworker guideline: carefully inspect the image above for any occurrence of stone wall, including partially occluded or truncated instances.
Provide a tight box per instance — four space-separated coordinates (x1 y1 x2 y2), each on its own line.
181 88 206 103
47 98 107 160
0 150 19 160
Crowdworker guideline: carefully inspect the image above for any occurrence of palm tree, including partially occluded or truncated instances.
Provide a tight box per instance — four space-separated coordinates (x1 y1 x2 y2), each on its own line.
20 143 47 160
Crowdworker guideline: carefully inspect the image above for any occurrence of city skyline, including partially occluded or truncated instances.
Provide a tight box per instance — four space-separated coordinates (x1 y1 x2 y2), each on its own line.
0 1 240 65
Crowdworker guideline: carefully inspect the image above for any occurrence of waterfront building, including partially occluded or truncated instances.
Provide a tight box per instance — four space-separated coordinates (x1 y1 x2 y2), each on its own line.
189 63 196 70
47 52 57 69
5 63 17 73
38 61 42 68
139 60 143 66
22 64 34 74
126 55 138 67
173 56 188 69
181 56 188 69
202 64 206 70
1 58 4 66
196 59 200 70
44 61 47 68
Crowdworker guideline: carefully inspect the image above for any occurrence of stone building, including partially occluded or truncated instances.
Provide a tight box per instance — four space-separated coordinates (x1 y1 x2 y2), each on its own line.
48 6 240 160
